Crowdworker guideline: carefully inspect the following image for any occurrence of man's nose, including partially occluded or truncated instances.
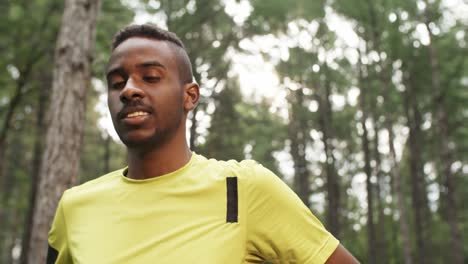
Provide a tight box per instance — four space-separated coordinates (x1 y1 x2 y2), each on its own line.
119 78 143 103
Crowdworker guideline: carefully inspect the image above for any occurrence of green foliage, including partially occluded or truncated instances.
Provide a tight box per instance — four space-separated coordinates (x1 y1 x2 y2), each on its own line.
93 0 135 75
199 81 246 161
0 0 63 116
245 0 325 34
239 99 287 175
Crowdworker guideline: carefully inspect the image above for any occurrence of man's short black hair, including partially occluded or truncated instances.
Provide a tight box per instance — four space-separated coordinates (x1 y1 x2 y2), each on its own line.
112 23 193 84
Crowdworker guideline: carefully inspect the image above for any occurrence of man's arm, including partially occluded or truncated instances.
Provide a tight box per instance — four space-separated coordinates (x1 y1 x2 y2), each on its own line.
325 244 360 264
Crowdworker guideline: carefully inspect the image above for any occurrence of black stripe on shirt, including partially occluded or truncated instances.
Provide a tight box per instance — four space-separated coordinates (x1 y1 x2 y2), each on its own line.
226 177 238 223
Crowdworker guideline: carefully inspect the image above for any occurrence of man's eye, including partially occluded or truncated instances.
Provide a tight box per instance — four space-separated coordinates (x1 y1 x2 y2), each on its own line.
111 81 126 90
143 76 161 82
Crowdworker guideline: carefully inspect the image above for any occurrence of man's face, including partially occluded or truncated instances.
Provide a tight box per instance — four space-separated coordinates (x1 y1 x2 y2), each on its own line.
106 37 186 149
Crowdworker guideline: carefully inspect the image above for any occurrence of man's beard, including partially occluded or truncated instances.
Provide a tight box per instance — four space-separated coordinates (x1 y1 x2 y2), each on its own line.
120 109 184 154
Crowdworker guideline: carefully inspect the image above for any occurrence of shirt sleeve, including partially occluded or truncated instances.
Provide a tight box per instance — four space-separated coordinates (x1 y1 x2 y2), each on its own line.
244 162 339 264
48 194 73 264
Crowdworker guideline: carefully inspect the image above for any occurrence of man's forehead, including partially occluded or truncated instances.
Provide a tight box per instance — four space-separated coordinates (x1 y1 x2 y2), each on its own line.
115 37 171 51
106 37 176 72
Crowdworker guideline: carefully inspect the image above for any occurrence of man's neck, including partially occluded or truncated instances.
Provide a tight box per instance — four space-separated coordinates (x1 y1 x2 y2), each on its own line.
125 135 192 180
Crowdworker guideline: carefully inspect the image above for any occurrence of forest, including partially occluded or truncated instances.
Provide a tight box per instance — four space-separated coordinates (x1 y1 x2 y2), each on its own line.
0 0 467 263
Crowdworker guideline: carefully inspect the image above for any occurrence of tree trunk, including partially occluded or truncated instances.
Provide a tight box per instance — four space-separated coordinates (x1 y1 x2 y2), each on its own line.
5 195 22 264
1 114 28 263
288 88 310 208
0 74 28 192
20 74 51 264
402 65 432 264
358 53 377 264
388 124 413 264
0 68 35 263
364 1 413 260
372 122 388 264
0 142 15 262
362 95 377 264
317 63 340 237
0 74 31 251
390 210 403 264
27 0 100 262
422 2 463 262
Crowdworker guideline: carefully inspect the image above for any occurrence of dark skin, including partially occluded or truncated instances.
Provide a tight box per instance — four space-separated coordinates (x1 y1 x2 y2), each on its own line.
106 37 199 179
106 36 359 263
326 244 360 264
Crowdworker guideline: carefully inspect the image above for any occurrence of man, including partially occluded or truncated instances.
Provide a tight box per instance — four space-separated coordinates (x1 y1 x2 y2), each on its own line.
47 23 359 263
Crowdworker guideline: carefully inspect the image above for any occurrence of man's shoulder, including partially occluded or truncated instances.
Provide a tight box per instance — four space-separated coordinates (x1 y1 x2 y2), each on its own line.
62 168 125 200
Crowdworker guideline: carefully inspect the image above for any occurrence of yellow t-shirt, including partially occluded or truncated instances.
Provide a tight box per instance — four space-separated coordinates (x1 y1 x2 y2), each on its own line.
48 153 339 263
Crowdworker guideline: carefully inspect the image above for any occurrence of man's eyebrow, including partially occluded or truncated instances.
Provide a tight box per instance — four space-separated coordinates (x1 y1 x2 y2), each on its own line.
136 61 166 69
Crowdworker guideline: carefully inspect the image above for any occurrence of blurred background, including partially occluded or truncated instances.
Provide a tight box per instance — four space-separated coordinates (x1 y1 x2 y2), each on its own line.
0 0 467 263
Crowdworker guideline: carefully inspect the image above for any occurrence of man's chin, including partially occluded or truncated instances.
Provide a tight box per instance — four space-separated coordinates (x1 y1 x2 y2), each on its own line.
119 132 166 151
121 136 153 149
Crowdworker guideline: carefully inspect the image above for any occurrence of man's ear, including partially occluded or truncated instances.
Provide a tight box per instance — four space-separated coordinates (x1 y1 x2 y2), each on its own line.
183 82 200 112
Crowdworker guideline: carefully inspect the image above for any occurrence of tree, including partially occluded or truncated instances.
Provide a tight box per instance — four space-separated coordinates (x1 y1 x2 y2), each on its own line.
288 86 312 208
0 0 63 209
357 49 378 264
276 47 316 210
0 1 64 261
240 99 287 176
20 67 52 264
146 0 240 151
421 1 464 262
200 80 246 161
402 58 433 264
27 0 101 262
